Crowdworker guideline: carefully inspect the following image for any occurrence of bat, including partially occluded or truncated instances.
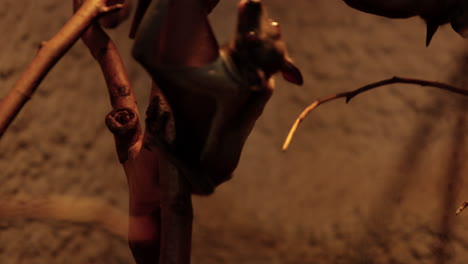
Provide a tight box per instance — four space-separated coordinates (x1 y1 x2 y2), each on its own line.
132 0 303 195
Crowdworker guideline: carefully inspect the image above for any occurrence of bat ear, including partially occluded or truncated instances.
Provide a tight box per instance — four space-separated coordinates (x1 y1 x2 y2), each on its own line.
281 58 303 85
204 0 220 14
451 5 468 38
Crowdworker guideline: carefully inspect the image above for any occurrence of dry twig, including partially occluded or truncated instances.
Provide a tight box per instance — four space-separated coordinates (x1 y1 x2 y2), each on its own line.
456 201 468 215
0 0 124 138
283 76 468 151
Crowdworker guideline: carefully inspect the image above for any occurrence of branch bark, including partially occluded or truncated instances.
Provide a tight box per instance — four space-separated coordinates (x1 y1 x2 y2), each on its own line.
456 201 468 215
283 76 468 151
133 0 197 262
73 1 163 263
79 1 194 262
145 81 193 264
158 151 193 264
0 0 123 138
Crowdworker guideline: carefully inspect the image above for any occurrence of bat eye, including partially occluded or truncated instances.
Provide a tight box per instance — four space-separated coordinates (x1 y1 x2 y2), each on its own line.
269 20 282 38
246 31 258 41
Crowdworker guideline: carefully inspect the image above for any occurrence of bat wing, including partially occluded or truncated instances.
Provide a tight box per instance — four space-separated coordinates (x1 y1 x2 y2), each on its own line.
133 0 220 69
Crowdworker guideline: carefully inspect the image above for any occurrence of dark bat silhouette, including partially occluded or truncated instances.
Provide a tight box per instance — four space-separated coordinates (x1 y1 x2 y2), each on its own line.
132 0 303 195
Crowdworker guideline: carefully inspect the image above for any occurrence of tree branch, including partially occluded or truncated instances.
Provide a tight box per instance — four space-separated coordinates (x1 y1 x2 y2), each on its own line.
132 0 196 262
283 76 468 151
456 201 468 215
74 1 163 263
144 82 193 264
77 17 142 162
0 0 123 138
158 151 193 264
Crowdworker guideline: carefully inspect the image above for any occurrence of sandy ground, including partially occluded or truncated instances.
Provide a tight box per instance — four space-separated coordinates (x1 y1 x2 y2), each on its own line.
2 0 468 263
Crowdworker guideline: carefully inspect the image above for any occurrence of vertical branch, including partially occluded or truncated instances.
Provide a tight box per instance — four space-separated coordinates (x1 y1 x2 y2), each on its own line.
158 152 193 264
133 0 202 262
78 23 142 159
145 81 193 264
74 2 162 263
0 0 123 138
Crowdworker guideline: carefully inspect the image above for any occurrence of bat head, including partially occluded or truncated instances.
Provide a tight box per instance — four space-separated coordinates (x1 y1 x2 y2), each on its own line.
232 0 303 86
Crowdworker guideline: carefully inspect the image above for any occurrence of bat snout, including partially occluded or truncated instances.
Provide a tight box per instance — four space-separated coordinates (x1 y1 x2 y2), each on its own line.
236 0 266 36
238 0 263 20
238 0 262 9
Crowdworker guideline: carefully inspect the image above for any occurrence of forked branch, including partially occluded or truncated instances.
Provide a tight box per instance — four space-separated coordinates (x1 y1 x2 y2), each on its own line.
283 76 468 151
0 0 123 138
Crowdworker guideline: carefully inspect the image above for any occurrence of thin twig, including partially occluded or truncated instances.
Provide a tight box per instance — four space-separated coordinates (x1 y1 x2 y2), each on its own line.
0 0 123 138
283 76 468 151
456 201 468 215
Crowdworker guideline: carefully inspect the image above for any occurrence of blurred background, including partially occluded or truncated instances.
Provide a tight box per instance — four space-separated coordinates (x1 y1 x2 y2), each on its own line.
2 0 468 263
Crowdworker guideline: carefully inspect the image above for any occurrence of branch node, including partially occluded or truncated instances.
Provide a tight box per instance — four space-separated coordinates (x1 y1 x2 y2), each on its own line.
106 108 138 136
14 89 32 101
38 41 48 50
100 3 123 14
105 108 140 163
345 96 352 103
